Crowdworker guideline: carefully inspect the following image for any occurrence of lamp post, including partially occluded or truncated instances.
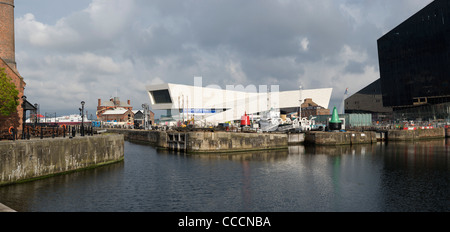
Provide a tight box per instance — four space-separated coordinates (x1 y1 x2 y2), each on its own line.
22 95 27 139
299 85 303 119
34 103 38 128
79 101 85 136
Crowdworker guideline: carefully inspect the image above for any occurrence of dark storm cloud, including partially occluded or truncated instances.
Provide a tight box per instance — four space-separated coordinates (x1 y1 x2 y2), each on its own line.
127 0 356 90
138 0 352 62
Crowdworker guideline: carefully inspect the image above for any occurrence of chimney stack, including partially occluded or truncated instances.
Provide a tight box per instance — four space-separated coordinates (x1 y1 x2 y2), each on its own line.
0 0 17 70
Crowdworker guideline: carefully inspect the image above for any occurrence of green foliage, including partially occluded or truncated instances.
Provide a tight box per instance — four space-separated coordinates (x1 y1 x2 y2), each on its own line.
0 68 19 116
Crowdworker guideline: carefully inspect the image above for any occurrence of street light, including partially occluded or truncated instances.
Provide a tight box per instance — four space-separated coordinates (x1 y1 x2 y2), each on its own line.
34 103 38 127
299 85 303 119
80 101 85 136
22 95 27 139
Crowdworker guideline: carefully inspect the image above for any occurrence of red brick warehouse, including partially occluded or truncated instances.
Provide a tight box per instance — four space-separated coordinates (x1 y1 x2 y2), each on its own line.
96 97 134 124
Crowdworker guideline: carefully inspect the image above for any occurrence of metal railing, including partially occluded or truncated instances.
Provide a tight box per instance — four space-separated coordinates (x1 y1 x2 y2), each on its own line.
0 124 95 141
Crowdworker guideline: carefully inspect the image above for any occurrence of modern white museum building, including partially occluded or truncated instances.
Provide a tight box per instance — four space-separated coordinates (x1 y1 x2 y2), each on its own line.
146 81 332 125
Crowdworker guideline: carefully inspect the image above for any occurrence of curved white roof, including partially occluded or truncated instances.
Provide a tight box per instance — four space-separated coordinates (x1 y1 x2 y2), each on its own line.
146 83 332 123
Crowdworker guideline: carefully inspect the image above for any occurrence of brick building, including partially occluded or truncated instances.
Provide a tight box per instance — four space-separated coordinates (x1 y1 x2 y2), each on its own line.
101 108 134 124
96 97 134 124
0 0 26 133
300 98 330 118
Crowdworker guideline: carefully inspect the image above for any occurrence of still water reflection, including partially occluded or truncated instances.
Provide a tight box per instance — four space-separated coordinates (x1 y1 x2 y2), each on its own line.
0 139 448 212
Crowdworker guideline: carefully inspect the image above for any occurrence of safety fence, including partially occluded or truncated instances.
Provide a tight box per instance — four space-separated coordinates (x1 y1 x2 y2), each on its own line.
0 124 94 141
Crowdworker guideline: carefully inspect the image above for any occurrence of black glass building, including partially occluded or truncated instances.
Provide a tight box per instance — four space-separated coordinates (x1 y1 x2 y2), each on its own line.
345 79 393 121
378 0 450 120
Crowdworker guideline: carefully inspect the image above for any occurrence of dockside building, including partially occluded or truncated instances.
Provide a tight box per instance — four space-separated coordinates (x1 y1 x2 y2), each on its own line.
147 82 333 125
347 0 450 122
377 0 450 121
345 79 393 122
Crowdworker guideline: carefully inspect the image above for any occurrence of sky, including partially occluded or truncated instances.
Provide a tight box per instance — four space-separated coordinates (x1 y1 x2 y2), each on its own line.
13 0 433 118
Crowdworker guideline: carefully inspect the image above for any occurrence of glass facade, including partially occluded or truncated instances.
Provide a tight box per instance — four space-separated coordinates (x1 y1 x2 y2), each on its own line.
393 102 450 122
150 90 172 104
377 0 450 108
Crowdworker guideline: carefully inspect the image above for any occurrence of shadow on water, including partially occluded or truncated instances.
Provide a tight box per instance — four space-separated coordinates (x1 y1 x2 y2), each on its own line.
0 161 125 212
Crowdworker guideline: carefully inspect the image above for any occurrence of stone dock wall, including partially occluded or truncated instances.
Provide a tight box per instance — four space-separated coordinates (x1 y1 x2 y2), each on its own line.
304 131 377 146
0 134 124 186
104 129 292 153
104 129 168 148
305 128 446 145
104 128 446 150
186 131 288 153
386 128 445 141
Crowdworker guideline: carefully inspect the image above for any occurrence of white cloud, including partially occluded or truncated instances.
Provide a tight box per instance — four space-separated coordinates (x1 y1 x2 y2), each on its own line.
147 77 165 86
340 44 368 64
19 51 136 113
339 4 363 28
16 13 80 48
13 0 434 115
300 37 310 52
83 0 136 38
226 60 248 84
44 52 133 75
298 44 378 107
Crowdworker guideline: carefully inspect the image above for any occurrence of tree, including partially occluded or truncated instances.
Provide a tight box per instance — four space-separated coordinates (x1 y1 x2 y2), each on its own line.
0 67 19 116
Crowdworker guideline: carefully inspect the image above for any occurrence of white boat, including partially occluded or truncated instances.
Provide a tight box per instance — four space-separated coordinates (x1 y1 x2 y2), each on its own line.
259 108 317 132
259 109 282 132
